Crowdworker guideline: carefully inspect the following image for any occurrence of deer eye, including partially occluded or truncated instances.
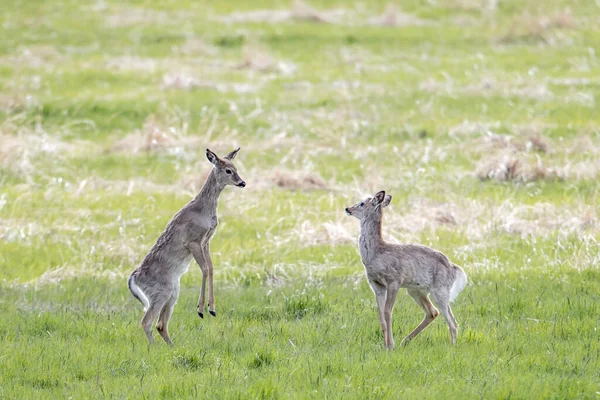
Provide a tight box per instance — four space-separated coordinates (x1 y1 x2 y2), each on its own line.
225 169 232 175
359 202 364 207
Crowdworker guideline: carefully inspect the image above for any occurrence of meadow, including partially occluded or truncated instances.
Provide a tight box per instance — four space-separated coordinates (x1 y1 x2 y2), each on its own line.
1 0 599 398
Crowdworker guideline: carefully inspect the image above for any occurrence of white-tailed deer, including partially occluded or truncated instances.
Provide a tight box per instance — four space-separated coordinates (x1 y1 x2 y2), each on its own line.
345 191 467 349
128 148 245 344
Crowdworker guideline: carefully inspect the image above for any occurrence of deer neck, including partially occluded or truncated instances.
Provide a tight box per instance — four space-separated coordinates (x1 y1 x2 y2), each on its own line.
359 213 384 263
192 169 224 214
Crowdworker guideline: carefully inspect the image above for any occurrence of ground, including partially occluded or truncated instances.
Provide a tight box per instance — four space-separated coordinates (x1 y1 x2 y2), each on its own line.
1 0 599 398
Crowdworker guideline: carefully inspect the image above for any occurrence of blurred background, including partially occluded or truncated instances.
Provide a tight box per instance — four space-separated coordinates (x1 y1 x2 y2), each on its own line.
2 0 598 283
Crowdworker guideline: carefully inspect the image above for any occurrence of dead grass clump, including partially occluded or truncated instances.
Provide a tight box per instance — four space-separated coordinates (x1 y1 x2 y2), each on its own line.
162 72 260 94
216 0 345 24
499 11 576 45
216 9 290 23
104 7 191 27
493 203 597 238
31 265 126 286
525 136 550 153
0 94 39 113
105 56 160 72
381 201 460 236
110 114 202 155
161 73 204 91
564 91 595 108
175 37 218 56
234 47 296 75
0 45 62 69
559 161 600 181
283 218 356 247
421 77 554 101
290 0 333 23
367 4 430 27
0 130 86 180
448 120 502 138
73 177 177 196
479 133 550 154
435 210 457 225
272 171 328 191
476 155 561 182
447 0 498 13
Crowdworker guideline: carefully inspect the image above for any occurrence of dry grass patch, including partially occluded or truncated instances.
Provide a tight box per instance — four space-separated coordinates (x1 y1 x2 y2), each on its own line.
367 4 431 27
216 0 351 24
0 45 63 69
476 154 562 182
474 132 551 154
444 0 498 13
181 167 331 194
105 56 165 73
277 216 356 247
110 114 203 154
161 72 261 93
73 177 179 196
0 94 39 113
386 197 597 242
103 7 192 27
0 128 93 180
498 10 577 45
563 90 595 108
28 265 127 287
173 37 218 56
235 47 296 75
272 170 328 191
419 76 555 101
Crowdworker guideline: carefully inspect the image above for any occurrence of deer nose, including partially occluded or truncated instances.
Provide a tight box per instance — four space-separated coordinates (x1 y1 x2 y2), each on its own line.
345 208 351 215
238 181 246 188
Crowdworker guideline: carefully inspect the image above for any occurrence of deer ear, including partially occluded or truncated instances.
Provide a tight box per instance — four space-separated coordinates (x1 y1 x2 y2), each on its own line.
224 147 240 160
372 191 386 205
382 195 392 208
206 149 220 165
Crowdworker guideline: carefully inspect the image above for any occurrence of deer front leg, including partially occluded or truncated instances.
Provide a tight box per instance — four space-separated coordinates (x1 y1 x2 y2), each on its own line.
203 243 216 317
188 242 208 319
383 283 400 350
369 280 388 348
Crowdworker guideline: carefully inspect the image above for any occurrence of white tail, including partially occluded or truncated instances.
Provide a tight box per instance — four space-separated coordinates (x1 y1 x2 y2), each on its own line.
450 266 467 303
128 275 150 312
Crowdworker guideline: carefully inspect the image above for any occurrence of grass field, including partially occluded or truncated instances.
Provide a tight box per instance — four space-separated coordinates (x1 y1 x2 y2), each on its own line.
1 0 600 398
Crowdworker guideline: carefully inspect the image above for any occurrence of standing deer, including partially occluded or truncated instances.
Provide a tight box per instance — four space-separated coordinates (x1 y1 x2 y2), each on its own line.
345 191 467 349
128 148 245 344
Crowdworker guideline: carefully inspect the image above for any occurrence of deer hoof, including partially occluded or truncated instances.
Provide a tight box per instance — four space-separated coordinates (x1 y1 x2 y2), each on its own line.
209 310 216 317
198 311 204 319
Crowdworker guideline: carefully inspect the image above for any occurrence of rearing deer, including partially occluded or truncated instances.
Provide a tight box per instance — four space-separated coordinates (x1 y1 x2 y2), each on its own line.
346 191 467 349
128 148 245 344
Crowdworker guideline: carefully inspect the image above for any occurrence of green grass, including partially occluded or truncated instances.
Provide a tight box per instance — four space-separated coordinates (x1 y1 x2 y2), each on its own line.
1 0 600 398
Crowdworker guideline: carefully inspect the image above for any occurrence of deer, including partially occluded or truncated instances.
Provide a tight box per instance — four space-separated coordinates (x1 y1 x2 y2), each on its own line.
128 148 245 344
345 191 467 349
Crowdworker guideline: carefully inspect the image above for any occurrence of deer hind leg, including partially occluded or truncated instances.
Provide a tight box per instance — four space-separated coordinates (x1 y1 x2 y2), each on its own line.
431 290 458 345
156 282 180 345
141 291 171 344
401 289 439 346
